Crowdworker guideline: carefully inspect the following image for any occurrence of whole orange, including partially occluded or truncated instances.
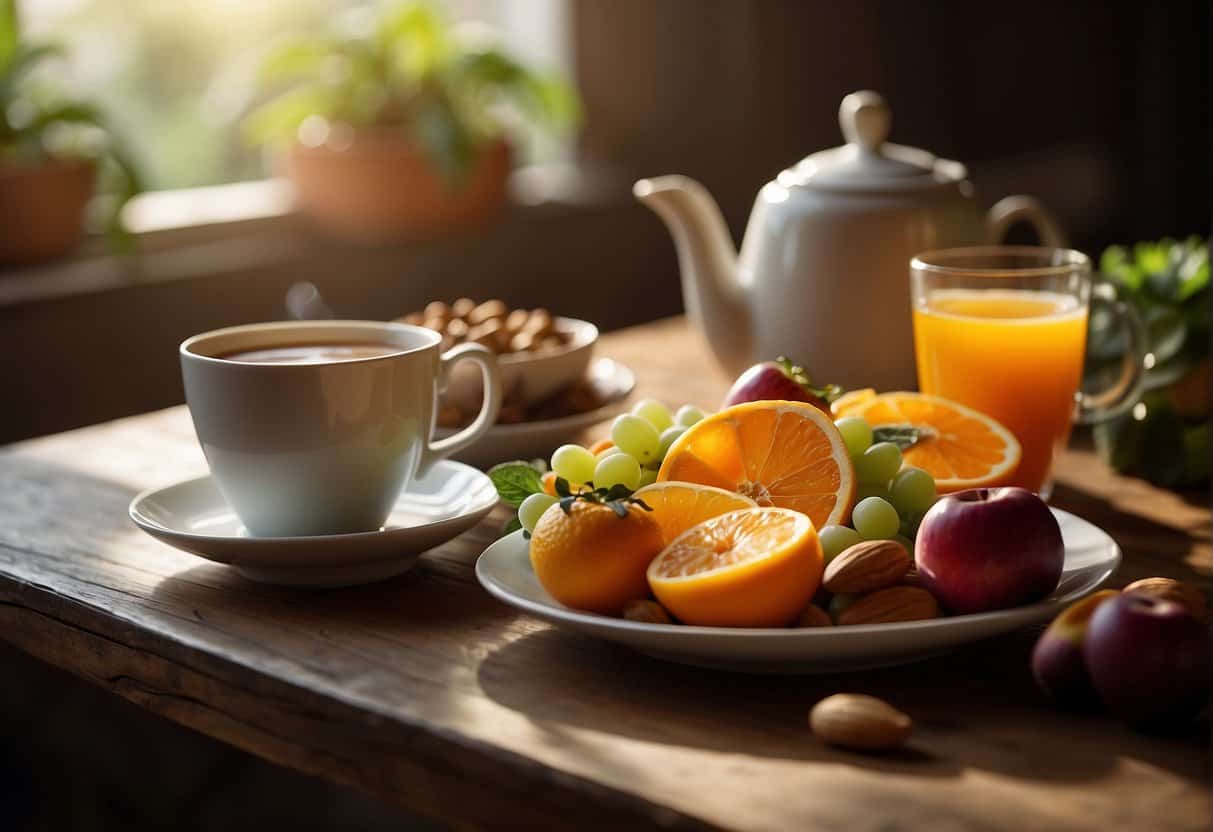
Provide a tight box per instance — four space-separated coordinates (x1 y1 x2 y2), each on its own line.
529 500 664 615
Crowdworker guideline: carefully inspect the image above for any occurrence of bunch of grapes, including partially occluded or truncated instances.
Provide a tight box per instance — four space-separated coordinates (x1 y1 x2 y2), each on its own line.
818 416 939 563
517 399 705 533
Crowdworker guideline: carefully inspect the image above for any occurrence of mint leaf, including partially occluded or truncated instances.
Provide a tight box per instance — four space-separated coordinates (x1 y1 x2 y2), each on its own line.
873 425 923 450
487 461 544 507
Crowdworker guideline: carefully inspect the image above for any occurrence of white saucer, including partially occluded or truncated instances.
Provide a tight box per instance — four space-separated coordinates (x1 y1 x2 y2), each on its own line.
437 357 635 468
476 508 1120 673
130 459 497 588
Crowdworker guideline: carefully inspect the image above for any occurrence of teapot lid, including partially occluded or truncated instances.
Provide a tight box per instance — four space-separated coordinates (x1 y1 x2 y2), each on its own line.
781 91 967 193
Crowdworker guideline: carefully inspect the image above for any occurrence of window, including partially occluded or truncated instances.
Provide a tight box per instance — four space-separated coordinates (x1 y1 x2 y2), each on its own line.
21 0 571 192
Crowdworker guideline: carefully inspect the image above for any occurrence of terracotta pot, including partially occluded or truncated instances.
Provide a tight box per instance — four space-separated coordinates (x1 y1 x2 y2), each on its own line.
0 157 95 265
285 130 511 241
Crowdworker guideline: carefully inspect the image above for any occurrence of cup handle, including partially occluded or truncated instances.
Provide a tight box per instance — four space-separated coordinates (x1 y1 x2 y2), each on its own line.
1076 282 1149 425
984 196 1067 247
419 343 501 475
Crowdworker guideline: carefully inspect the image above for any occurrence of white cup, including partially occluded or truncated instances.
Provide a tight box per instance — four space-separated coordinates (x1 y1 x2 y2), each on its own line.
180 320 501 537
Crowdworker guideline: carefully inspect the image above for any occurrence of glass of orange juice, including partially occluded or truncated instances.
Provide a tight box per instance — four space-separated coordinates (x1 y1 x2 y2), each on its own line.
911 246 1146 496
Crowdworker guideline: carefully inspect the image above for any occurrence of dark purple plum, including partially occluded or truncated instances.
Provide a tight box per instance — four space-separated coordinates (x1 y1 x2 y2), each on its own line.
1084 592 1210 729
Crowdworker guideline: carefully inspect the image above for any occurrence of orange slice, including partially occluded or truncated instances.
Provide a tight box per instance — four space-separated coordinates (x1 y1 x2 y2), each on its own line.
831 387 876 416
633 482 757 545
834 392 1021 493
647 507 822 627
656 400 856 528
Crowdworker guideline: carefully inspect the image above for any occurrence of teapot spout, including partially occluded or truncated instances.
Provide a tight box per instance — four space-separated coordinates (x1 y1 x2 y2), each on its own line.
634 176 751 374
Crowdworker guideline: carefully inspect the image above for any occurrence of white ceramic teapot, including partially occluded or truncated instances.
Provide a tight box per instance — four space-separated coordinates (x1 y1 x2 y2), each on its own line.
634 90 1065 390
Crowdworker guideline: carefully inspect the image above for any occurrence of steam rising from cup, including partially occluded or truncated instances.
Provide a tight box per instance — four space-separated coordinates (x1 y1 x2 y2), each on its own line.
286 282 333 320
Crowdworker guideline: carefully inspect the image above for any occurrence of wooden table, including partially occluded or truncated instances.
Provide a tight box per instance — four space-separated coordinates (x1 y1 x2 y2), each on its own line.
1 317 1208 832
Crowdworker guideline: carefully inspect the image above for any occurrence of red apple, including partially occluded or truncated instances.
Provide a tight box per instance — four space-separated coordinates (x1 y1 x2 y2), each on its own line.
916 487 1064 615
1031 590 1120 708
722 357 837 413
1084 592 1210 729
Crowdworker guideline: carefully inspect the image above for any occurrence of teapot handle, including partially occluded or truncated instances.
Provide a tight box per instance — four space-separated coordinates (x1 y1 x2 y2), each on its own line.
984 196 1067 247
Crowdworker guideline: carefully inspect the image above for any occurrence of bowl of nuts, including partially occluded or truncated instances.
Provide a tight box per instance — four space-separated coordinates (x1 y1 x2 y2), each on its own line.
398 298 598 412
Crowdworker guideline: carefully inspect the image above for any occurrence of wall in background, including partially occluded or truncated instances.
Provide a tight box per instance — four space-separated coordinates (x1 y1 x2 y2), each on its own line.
2 192 677 444
574 0 1210 253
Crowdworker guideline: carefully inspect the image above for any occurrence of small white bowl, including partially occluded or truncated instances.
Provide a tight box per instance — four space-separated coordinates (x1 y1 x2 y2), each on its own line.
445 316 598 409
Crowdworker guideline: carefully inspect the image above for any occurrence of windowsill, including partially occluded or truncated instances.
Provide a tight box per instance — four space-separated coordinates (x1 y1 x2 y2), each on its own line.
0 162 633 309
0 160 682 444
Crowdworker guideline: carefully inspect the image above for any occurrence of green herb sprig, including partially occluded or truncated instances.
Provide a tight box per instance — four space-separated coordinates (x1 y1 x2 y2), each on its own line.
487 460 651 538
552 477 652 518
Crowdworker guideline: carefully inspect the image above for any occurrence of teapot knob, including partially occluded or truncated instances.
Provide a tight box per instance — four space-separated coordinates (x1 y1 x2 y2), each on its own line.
839 90 890 154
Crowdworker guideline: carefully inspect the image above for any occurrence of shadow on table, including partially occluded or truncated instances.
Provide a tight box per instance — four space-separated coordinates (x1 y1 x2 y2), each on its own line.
477 624 1208 786
1051 482 1210 583
153 554 509 640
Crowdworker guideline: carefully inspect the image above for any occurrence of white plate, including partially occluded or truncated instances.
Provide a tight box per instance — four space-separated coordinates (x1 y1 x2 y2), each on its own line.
437 356 635 468
476 508 1120 673
130 460 497 588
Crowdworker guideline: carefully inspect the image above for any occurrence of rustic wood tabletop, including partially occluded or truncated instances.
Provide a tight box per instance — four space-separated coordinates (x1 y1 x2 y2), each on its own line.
1 317 1209 832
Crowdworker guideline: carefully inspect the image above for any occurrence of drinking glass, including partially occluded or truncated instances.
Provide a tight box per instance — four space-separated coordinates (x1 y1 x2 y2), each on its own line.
910 246 1146 496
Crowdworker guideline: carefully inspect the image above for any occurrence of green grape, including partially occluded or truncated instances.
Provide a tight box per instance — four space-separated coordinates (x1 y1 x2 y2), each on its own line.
658 425 688 458
611 414 662 465
835 416 873 459
898 513 921 540
595 445 624 462
631 398 674 432
518 493 557 532
550 444 597 485
855 441 903 484
594 452 642 491
889 466 936 515
638 468 659 488
675 404 705 427
852 496 900 540
893 534 916 555
854 482 892 503
819 524 862 563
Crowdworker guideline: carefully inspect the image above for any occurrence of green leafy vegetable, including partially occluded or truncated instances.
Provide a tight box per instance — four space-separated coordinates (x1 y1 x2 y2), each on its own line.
486 461 545 507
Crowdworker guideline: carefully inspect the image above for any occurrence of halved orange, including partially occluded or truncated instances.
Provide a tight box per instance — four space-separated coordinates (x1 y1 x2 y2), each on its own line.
656 400 856 528
647 507 822 627
834 392 1021 493
633 482 757 545
831 387 876 416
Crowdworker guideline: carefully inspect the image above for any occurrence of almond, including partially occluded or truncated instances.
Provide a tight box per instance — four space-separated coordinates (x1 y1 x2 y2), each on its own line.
809 693 912 750
1123 577 1208 620
823 539 911 594
836 586 939 626
796 604 832 627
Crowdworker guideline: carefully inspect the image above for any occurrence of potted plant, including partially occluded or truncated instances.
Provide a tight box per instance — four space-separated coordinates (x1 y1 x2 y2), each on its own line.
0 0 141 264
245 1 579 241
1087 237 1209 487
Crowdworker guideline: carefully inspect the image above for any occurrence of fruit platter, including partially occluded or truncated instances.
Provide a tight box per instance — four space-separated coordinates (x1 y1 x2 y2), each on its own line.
477 358 1123 672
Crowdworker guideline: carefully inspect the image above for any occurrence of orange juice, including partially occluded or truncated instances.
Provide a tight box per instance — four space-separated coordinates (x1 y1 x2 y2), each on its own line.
913 289 1088 492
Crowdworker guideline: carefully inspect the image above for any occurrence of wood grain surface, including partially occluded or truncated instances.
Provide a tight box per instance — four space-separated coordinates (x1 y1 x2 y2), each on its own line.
1 317 1208 832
